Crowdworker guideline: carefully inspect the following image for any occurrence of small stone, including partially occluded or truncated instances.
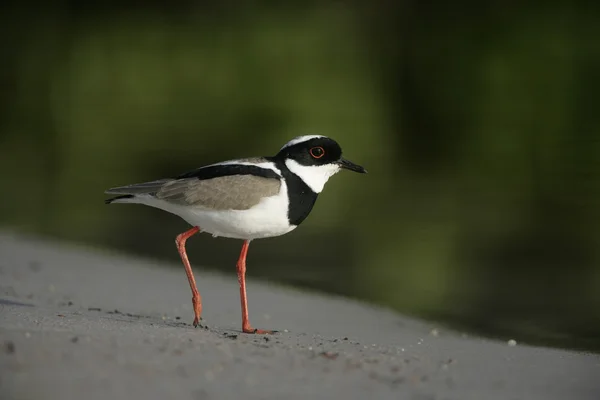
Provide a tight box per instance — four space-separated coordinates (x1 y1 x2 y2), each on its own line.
508 339 517 347
430 328 439 337
4 341 15 354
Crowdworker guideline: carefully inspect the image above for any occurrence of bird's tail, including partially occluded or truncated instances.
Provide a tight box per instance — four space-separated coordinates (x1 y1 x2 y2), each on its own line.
104 194 136 204
104 178 172 205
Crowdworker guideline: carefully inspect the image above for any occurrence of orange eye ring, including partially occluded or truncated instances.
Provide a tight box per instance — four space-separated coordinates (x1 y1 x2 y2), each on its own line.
310 146 325 159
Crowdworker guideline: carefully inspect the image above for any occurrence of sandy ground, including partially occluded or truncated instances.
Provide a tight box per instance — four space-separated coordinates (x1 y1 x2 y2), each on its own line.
0 231 598 400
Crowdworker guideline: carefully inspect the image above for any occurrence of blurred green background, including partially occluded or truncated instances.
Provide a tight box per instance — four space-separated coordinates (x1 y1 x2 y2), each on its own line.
1 2 599 352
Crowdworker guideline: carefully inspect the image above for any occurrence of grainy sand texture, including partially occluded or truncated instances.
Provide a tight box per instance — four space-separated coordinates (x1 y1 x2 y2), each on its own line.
1 231 598 400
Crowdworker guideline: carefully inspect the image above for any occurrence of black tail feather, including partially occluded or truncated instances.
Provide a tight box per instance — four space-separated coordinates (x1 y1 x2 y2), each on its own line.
105 194 134 204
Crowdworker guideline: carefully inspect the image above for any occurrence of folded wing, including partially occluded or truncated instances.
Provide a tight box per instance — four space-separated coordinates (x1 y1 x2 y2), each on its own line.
105 163 282 211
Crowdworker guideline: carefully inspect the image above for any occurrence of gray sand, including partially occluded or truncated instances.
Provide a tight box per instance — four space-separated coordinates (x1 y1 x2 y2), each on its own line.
0 231 598 400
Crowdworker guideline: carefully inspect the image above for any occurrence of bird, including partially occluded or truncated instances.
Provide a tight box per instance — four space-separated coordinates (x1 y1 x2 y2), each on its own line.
104 135 367 334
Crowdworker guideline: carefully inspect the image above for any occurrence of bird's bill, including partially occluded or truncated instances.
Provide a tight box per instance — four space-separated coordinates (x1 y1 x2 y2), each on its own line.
338 158 367 174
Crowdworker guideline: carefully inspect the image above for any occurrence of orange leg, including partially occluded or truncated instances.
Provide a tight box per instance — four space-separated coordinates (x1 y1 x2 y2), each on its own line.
175 226 202 327
237 240 273 334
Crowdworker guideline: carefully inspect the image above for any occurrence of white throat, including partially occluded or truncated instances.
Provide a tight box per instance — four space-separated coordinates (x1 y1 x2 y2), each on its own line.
285 159 340 193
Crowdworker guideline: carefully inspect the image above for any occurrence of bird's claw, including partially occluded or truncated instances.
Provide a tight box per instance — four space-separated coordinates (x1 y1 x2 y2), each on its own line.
193 317 205 329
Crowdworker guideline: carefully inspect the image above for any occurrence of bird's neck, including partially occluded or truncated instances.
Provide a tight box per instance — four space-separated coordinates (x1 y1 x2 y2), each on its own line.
268 157 319 227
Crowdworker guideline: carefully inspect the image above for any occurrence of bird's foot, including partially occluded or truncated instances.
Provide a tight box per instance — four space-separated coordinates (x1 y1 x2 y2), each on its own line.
192 296 202 328
192 316 205 328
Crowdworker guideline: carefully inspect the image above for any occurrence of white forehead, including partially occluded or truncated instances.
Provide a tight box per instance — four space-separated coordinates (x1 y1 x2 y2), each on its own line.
280 135 325 150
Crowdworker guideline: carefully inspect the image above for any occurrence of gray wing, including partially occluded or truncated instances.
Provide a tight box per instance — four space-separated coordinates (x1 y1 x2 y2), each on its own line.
106 175 281 211
157 175 281 210
105 179 172 195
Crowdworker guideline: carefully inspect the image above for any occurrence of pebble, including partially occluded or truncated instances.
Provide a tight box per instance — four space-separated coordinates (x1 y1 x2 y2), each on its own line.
508 339 517 347
4 340 15 354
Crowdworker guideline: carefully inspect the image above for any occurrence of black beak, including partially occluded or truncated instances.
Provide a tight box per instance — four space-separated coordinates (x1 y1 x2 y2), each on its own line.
338 158 367 174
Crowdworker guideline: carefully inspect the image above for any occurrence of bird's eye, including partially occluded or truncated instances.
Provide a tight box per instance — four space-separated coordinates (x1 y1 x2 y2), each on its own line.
310 146 325 159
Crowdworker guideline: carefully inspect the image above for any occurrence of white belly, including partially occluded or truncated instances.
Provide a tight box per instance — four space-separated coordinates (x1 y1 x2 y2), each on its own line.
180 202 296 239
133 182 296 240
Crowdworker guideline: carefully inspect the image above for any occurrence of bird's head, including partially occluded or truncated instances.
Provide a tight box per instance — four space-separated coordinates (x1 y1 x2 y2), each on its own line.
275 135 367 193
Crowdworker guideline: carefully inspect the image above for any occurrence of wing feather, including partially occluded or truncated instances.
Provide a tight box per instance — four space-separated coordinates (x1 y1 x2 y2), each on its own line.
105 179 172 195
156 175 281 210
105 174 281 211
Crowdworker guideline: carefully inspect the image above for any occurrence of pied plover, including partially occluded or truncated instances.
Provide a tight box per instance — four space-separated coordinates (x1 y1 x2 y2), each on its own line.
105 135 367 333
